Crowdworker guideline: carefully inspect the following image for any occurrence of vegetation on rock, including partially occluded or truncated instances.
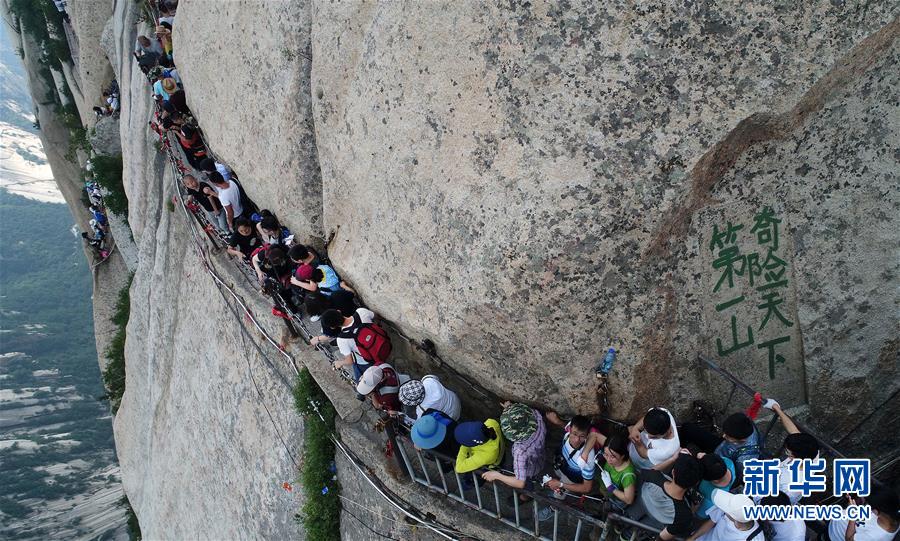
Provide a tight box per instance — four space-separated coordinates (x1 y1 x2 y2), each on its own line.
292 368 341 541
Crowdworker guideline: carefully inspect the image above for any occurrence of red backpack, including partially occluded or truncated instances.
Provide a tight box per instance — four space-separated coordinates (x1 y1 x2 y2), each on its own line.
342 312 392 365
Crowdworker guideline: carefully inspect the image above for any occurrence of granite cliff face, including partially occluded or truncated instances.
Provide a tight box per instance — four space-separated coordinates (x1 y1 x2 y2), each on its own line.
23 0 900 538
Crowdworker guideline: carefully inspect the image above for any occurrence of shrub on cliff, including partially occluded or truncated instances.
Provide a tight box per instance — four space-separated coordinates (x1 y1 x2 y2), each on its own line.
91 155 128 217
292 369 341 540
102 275 133 415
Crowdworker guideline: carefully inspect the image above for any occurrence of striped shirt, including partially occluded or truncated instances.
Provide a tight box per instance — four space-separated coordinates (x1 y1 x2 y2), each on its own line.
512 409 547 480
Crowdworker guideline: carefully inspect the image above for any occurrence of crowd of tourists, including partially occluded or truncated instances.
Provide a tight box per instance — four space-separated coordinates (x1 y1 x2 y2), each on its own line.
131 5 898 541
81 165 109 260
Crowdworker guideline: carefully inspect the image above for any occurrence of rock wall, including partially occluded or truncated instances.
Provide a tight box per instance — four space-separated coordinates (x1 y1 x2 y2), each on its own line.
168 1 898 423
172 0 324 247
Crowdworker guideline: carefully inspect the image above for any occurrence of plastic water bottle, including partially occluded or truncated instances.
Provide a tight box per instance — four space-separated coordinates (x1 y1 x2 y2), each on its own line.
596 348 616 376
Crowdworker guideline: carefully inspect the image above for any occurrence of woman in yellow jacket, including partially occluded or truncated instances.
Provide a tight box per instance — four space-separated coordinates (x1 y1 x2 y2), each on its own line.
454 419 505 473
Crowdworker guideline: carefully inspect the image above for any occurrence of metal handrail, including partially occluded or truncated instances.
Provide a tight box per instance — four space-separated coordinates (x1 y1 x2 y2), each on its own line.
697 355 845 458
387 425 669 541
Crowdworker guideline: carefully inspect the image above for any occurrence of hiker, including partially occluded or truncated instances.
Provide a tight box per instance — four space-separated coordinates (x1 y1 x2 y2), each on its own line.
135 35 163 57
155 24 173 58
103 91 120 115
628 406 682 471
411 409 460 458
81 230 104 258
827 485 900 541
290 262 351 296
153 77 179 102
225 217 260 260
764 400 820 504
182 174 226 231
481 402 546 501
251 244 293 287
356 363 406 413
254 211 292 245
253 244 300 313
288 244 319 267
304 290 356 324
322 307 392 380
635 453 701 540
173 125 208 170
696 452 738 519
134 36 164 70
758 492 805 541
597 433 637 508
198 158 235 182
687 490 760 541
203 172 243 230
89 206 108 231
543 415 596 498
397 375 462 421
454 419 504 474
681 411 761 466
306 291 358 348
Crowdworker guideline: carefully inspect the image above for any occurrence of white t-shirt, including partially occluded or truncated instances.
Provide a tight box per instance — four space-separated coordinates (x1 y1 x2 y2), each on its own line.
415 375 461 420
769 518 806 541
628 408 680 469
214 180 243 218
336 308 375 363
696 508 760 541
215 161 233 180
777 459 803 504
830 516 900 541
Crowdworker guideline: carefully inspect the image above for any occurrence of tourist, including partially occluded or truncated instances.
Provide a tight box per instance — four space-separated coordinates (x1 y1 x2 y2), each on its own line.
759 492 805 541
828 486 900 541
356 364 404 413
288 244 320 267
543 415 596 497
198 158 234 182
255 211 292 246
696 452 737 519
411 409 459 458
481 402 546 501
597 433 637 508
637 453 701 539
321 307 377 381
687 490 760 541
628 407 681 471
681 411 761 465
765 400 820 504
182 174 226 231
203 172 243 230
397 376 462 421
174 125 208 170
454 419 504 474
225 217 259 260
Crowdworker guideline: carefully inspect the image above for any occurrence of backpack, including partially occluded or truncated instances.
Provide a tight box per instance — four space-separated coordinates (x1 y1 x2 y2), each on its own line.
342 312 392 365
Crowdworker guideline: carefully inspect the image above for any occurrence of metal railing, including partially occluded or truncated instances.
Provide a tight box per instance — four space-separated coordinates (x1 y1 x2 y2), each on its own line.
696 355 845 459
386 424 665 541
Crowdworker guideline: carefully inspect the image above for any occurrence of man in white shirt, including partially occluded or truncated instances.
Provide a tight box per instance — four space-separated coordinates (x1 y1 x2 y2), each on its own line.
322 307 376 382
628 407 681 471
397 375 461 420
204 172 243 230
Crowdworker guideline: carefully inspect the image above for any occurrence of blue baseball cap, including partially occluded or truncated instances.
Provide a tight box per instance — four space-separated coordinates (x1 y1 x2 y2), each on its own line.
411 414 447 450
454 421 488 447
